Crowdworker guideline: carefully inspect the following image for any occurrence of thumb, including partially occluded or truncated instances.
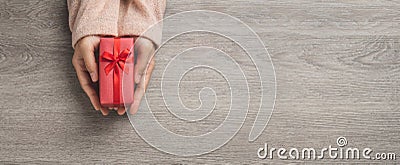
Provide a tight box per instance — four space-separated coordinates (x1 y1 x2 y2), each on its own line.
82 49 98 82
134 38 155 84
134 55 148 84
79 37 100 82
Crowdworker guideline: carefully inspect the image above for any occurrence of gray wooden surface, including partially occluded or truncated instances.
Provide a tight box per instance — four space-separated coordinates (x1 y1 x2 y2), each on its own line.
0 0 399 164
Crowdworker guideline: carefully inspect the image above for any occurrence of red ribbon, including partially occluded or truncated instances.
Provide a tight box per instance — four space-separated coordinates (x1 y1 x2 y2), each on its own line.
101 38 131 105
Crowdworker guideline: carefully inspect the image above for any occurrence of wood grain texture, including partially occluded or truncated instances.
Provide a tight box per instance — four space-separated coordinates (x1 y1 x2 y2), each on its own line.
0 0 399 164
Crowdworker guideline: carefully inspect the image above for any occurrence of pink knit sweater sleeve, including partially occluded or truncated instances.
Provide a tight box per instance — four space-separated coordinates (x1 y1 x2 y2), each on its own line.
67 0 166 49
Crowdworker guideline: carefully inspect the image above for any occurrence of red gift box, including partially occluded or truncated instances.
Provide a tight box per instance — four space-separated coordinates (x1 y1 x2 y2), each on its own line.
99 37 135 107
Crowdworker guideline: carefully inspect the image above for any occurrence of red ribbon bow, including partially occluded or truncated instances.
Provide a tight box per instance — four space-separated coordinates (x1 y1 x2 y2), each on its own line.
101 38 132 105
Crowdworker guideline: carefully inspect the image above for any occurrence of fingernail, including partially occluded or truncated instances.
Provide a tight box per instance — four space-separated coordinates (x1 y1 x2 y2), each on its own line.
129 109 137 115
90 72 97 82
92 104 99 111
113 107 118 110
135 74 141 84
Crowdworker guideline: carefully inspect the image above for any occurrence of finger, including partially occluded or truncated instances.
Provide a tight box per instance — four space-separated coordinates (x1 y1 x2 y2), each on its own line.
144 59 155 89
73 57 101 111
117 107 125 116
130 59 155 115
82 51 98 82
129 83 144 115
100 107 109 116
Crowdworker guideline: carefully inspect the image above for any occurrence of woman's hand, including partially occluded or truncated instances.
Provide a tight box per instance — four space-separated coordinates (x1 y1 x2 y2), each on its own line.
72 36 110 116
127 37 156 115
115 37 155 115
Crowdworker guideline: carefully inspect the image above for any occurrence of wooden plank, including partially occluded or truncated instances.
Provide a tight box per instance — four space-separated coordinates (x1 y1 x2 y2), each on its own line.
0 0 398 163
